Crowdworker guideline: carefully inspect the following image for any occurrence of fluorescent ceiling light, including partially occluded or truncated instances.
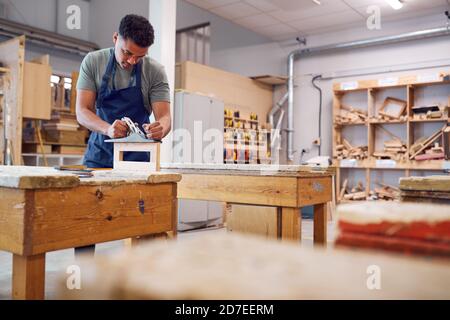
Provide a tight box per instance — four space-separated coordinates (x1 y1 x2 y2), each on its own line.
385 0 403 10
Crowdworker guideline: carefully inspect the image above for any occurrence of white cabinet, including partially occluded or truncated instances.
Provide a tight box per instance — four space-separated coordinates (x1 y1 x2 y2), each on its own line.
173 91 224 231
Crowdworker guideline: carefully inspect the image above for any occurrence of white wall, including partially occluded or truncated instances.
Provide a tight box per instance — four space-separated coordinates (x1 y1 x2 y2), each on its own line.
0 0 89 74
56 0 90 41
0 0 57 32
89 0 149 49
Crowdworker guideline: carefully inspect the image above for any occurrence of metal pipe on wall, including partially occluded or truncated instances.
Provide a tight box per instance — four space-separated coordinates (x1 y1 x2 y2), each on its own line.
286 25 450 162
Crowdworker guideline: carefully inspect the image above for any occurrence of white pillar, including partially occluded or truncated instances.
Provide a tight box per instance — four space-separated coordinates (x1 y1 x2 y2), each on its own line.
149 0 177 163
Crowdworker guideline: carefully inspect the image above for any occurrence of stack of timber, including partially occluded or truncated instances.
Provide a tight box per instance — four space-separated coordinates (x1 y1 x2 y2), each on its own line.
335 139 368 160
334 105 367 125
373 125 407 161
336 202 450 257
409 126 447 161
400 175 450 205
22 111 88 155
370 182 399 201
339 179 366 201
43 111 87 155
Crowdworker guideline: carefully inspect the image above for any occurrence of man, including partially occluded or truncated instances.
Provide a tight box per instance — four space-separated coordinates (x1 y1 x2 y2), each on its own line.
75 14 171 255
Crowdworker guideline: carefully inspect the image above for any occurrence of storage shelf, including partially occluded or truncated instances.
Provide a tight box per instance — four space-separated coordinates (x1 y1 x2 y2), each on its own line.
334 121 367 126
333 72 450 204
409 118 449 123
369 120 407 124
334 159 446 170
0 67 10 73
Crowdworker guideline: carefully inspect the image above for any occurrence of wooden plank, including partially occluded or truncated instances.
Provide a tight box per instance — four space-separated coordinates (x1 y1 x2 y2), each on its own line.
22 143 52 154
0 188 27 254
22 61 52 120
400 190 450 201
280 207 300 242
177 174 298 207
297 176 332 206
227 204 278 239
314 203 327 245
26 183 176 255
12 253 45 300
0 165 79 189
250 75 287 85
80 170 181 185
52 145 85 155
399 176 450 192
70 71 79 114
45 129 86 145
0 36 25 164
175 61 273 121
62 232 450 299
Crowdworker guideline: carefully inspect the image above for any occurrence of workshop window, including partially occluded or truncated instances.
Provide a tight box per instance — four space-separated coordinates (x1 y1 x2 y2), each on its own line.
176 23 210 65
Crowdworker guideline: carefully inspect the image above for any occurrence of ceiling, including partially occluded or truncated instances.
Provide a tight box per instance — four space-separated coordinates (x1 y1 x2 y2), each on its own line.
184 0 450 41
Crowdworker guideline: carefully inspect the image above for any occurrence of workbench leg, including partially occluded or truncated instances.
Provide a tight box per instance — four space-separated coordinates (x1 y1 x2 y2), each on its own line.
279 207 301 243
314 203 327 246
171 184 178 239
12 254 46 300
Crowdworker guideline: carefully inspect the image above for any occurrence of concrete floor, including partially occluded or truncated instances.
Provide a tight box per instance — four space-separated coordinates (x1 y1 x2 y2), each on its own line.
0 219 335 299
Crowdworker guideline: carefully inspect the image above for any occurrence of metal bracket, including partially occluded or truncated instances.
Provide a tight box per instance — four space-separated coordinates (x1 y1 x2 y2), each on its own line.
296 37 307 46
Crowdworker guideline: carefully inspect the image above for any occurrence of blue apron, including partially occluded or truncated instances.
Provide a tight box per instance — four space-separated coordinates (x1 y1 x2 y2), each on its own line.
83 48 150 168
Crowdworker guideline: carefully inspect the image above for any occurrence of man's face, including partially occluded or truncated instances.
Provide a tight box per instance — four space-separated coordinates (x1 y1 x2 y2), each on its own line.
113 32 148 69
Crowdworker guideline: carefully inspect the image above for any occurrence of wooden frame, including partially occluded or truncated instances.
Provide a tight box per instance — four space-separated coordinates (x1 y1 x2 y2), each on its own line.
378 97 407 119
113 142 160 171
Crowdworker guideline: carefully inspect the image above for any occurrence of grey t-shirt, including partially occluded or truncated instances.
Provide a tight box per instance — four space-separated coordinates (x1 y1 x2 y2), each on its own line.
77 47 170 114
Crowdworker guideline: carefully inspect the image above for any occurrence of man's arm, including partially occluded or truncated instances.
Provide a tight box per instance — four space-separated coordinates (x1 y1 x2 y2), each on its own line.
76 89 128 138
143 101 171 140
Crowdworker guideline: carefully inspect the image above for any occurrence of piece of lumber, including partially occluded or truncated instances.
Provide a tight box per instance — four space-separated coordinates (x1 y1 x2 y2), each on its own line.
409 127 445 159
339 179 348 200
376 125 402 142
415 152 445 161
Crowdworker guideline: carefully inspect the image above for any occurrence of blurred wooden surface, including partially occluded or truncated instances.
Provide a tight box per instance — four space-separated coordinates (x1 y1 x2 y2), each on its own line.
60 233 450 300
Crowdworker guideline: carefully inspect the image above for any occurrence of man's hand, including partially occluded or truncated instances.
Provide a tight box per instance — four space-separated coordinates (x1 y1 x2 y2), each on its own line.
143 121 164 140
106 120 128 138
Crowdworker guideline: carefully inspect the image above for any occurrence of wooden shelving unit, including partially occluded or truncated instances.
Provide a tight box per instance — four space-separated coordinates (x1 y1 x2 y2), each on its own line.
333 72 450 202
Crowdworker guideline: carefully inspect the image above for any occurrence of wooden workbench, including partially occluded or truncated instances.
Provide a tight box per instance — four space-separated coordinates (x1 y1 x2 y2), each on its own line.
161 163 334 245
0 166 181 300
61 233 450 299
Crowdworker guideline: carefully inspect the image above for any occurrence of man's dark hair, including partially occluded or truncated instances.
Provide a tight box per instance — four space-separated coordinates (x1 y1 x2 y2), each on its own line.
118 14 154 47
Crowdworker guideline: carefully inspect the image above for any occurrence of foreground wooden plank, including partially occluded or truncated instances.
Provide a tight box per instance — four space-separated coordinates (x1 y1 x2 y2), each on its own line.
59 233 450 299
177 174 298 207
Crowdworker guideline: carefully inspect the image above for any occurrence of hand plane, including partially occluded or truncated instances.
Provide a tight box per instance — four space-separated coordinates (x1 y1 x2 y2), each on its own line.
105 117 162 143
